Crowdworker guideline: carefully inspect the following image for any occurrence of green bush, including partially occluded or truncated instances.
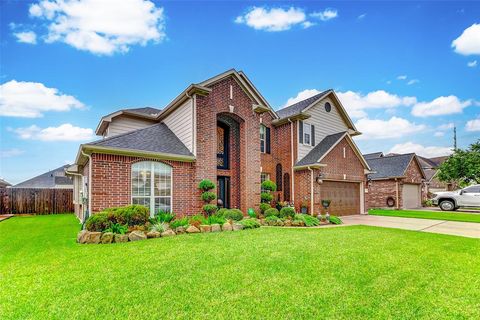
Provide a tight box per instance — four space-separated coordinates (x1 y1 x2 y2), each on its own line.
85 213 110 232
261 192 273 203
201 191 216 202
259 203 271 214
115 205 150 226
294 214 320 227
198 179 215 191
170 217 189 229
265 215 283 226
239 218 261 229
329 215 342 225
279 207 296 219
264 208 279 217
151 210 175 223
202 204 218 215
206 214 226 225
189 214 206 227
222 209 244 221
261 180 277 192
104 223 128 234
216 208 229 217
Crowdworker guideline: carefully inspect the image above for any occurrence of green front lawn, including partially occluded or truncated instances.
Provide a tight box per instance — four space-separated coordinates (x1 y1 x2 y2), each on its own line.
370 209 480 223
1 215 479 319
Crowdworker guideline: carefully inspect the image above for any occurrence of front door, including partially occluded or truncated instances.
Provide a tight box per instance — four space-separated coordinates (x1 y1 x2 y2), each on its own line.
217 176 230 209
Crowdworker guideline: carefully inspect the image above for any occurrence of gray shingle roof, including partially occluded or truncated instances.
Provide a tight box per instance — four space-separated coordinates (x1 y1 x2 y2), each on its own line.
88 123 194 157
276 90 331 119
366 153 415 180
363 152 383 160
125 107 161 116
295 132 346 167
13 165 72 188
0 178 11 187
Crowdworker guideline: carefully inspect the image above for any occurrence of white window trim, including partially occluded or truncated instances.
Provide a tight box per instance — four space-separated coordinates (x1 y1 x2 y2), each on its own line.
303 122 312 146
260 124 266 153
131 161 173 217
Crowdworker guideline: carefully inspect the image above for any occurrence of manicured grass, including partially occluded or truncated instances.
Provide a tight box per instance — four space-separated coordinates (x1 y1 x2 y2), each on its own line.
370 209 480 223
1 215 480 319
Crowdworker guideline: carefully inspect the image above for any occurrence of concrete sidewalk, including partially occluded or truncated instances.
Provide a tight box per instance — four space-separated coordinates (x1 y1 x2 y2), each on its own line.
341 215 480 239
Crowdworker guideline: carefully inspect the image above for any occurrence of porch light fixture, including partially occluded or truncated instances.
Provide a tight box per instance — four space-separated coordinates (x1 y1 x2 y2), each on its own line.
315 173 325 184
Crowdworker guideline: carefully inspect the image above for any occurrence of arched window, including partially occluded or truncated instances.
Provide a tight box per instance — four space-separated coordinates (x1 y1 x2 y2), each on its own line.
276 164 282 191
132 161 172 216
283 173 290 202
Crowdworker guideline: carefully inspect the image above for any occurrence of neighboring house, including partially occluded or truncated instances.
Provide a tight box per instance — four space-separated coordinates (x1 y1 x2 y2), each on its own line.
0 178 12 188
67 69 371 222
13 165 73 189
364 152 426 209
417 156 453 195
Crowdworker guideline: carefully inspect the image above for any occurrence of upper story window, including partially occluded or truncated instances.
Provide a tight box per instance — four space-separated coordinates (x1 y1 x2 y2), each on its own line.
132 161 172 216
260 124 271 154
299 120 315 147
217 122 229 169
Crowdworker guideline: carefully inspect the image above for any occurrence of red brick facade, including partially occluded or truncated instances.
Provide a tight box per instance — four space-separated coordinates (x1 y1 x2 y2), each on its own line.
366 157 424 209
78 73 368 218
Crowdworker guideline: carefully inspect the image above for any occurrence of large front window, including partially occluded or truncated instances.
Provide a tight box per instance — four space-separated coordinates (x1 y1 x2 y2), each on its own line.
217 122 229 169
132 161 172 216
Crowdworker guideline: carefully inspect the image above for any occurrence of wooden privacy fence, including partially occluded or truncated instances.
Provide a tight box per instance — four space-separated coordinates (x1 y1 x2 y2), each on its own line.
0 188 74 215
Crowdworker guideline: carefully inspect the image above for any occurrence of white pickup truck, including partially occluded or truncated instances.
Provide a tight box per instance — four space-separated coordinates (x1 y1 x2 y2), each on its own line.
432 185 480 211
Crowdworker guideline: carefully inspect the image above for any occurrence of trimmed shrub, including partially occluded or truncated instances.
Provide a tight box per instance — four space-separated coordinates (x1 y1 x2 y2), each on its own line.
259 203 271 214
279 207 296 219
115 205 150 226
264 208 279 217
201 191 216 202
223 209 244 221
198 179 215 191
217 208 229 217
261 180 277 192
239 218 261 229
85 213 110 232
170 217 189 229
261 192 273 203
329 215 343 225
202 204 218 215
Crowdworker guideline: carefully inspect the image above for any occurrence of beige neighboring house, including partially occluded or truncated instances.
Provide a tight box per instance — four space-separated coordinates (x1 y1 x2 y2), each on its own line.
13 165 73 189
417 156 453 195
0 178 12 188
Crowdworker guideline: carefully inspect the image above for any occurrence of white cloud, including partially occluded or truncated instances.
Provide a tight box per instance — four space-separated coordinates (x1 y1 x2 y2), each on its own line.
434 131 445 137
302 21 316 29
389 142 453 158
407 79 419 85
13 31 37 44
355 117 426 140
357 13 366 20
336 90 417 118
0 80 85 118
235 7 306 32
28 0 166 55
310 9 338 21
0 148 25 158
397 75 407 80
437 123 454 130
282 89 321 108
411 95 471 117
12 123 93 141
452 23 480 55
466 118 480 132
468 60 477 67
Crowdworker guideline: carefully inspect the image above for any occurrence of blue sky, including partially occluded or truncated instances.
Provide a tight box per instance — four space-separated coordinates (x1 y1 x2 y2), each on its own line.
1 0 479 184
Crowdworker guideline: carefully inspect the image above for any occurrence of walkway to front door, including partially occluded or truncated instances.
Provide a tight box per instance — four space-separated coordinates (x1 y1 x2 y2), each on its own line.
341 215 480 238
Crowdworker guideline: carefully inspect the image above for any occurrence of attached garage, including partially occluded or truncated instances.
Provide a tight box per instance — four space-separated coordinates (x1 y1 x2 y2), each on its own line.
319 181 360 216
402 183 421 209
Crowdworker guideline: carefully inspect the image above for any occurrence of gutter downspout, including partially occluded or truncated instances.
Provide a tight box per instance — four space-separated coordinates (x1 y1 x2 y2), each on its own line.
288 118 295 203
81 149 92 223
395 178 399 209
308 166 314 215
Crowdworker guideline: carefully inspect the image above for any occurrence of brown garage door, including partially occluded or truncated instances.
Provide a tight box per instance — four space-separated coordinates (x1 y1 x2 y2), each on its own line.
319 181 360 216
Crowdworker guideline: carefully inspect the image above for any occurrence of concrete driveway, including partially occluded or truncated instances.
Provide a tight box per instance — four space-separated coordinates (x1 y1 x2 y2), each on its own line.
341 215 480 239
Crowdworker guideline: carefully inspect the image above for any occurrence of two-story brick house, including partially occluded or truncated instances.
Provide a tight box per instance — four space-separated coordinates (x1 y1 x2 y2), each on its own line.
67 69 371 222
